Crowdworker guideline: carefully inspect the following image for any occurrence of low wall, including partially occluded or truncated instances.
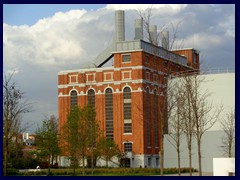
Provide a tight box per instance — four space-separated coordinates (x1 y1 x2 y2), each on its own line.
213 158 235 176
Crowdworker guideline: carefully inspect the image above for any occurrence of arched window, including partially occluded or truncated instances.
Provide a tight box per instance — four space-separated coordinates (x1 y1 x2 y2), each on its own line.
70 90 78 109
146 88 151 147
123 87 132 133
153 89 159 147
105 88 114 139
88 89 95 108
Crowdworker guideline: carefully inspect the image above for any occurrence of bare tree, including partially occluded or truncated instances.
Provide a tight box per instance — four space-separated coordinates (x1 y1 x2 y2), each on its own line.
138 6 184 176
175 73 223 176
166 82 185 176
191 74 223 176
171 73 196 176
220 109 235 157
3 72 32 176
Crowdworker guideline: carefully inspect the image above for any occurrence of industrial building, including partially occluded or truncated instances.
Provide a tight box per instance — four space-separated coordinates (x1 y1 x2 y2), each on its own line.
58 10 200 167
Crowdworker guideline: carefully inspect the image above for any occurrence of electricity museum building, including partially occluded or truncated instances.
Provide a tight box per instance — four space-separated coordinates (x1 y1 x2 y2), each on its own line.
58 10 200 168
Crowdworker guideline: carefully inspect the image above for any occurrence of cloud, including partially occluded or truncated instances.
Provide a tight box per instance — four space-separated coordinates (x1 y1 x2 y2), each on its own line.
3 4 235 132
105 4 187 11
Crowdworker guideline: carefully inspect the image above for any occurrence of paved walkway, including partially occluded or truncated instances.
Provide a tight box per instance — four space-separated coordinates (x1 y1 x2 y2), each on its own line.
164 172 213 176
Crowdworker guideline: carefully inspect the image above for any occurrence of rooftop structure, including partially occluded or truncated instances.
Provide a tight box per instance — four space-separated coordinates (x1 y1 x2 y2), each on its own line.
58 10 200 168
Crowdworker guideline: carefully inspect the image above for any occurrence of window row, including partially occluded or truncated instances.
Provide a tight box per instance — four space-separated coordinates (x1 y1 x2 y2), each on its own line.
69 71 132 83
70 87 133 138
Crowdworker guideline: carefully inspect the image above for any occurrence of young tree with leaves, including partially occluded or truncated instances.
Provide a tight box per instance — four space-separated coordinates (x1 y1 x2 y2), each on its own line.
96 137 121 167
35 115 60 175
62 105 100 175
85 105 100 174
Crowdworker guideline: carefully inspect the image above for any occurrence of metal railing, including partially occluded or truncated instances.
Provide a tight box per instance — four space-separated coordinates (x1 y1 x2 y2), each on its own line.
201 67 235 74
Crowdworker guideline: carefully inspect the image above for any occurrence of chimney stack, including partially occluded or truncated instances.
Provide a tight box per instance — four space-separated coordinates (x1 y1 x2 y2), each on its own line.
149 25 157 45
115 10 125 42
134 18 143 40
161 31 169 50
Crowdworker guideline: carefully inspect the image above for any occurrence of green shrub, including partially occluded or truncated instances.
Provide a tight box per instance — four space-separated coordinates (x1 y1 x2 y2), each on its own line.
6 168 19 176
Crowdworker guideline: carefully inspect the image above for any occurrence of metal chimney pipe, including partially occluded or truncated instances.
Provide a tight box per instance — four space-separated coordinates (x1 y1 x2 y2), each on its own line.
115 10 125 42
161 31 169 50
134 18 143 40
149 25 157 45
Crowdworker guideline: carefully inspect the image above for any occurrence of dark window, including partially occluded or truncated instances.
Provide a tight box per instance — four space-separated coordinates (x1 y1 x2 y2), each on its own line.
122 54 131 63
154 90 159 147
70 90 78 109
163 61 168 69
156 158 159 167
88 89 95 108
193 53 197 64
123 87 132 133
105 88 114 139
146 88 151 147
124 142 132 152
148 158 151 167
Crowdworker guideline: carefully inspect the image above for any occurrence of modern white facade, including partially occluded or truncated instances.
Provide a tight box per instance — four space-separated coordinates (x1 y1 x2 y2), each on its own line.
164 72 235 172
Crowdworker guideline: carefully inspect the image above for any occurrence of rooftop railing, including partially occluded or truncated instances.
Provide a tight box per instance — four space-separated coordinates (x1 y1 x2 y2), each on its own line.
201 67 235 74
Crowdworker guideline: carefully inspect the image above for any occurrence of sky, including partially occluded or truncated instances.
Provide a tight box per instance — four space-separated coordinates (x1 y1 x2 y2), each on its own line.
3 4 235 133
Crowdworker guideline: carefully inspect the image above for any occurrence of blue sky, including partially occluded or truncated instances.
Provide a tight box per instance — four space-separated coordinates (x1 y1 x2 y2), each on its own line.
3 4 235 132
3 4 106 26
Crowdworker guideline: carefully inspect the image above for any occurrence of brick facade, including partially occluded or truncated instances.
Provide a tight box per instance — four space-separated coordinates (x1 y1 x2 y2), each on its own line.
58 48 199 167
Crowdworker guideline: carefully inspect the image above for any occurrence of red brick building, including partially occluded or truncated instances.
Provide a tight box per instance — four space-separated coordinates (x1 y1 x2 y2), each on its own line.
58 10 199 168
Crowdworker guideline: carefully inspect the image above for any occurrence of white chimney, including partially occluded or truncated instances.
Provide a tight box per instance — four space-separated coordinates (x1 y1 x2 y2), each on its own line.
115 10 125 42
149 25 157 45
161 31 169 50
134 18 143 40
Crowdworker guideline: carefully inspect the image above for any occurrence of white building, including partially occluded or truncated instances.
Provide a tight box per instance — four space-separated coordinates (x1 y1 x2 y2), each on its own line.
164 72 235 172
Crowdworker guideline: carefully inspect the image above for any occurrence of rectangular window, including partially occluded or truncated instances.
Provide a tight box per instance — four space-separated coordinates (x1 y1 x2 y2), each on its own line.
145 55 149 64
124 142 132 152
193 53 197 64
122 71 131 80
104 72 113 81
148 158 151 167
69 75 78 84
122 54 131 63
156 158 159 167
105 89 114 139
145 71 150 81
123 87 132 133
86 73 96 82
153 74 158 82
163 61 168 69
124 123 132 133
154 91 159 148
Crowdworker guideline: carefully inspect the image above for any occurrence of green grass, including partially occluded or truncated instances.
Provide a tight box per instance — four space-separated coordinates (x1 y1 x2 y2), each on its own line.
13 167 197 176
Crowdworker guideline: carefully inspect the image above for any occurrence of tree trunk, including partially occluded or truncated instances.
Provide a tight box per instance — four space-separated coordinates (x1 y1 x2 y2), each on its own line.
188 143 192 176
4 143 7 176
197 132 202 176
82 154 85 176
91 149 94 175
48 155 51 175
229 141 232 157
106 157 109 168
160 135 164 176
177 149 181 176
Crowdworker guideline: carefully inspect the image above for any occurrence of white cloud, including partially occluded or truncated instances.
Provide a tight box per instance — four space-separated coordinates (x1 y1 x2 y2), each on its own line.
3 4 235 132
105 4 187 11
